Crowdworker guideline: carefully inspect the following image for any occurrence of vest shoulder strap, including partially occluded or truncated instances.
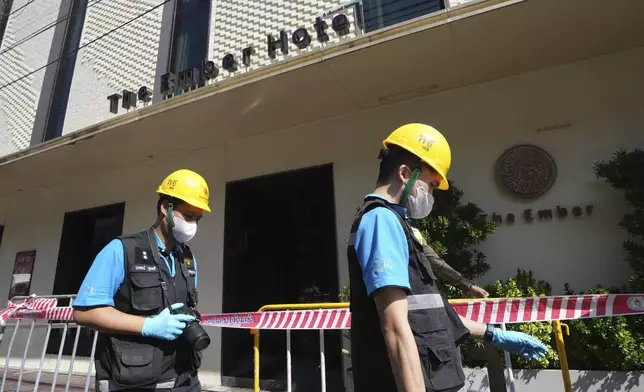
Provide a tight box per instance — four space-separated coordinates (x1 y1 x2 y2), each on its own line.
359 197 417 243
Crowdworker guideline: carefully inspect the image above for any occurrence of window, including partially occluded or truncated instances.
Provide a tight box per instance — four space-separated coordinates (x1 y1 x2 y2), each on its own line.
42 0 88 142
168 0 211 88
0 0 14 47
362 0 445 32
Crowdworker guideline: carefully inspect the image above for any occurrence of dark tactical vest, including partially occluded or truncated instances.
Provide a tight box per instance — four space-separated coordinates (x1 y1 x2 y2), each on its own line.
94 228 201 389
348 197 470 392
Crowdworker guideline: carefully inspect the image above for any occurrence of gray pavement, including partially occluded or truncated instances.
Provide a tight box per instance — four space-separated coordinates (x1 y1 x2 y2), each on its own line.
0 368 257 392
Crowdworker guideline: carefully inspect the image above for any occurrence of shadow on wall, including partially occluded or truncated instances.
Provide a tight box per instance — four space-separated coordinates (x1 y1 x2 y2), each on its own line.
514 370 642 392
518 369 538 384
463 369 490 391
573 371 642 392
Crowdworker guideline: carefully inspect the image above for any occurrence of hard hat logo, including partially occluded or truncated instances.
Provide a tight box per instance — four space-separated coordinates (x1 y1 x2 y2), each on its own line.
383 123 452 191
156 169 212 212
417 134 434 152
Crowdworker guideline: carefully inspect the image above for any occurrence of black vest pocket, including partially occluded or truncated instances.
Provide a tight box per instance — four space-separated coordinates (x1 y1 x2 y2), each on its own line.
130 272 162 314
409 307 451 336
111 340 167 387
418 329 465 392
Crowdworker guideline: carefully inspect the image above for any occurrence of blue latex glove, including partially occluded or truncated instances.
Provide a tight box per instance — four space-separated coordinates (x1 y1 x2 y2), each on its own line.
491 328 549 360
142 303 196 340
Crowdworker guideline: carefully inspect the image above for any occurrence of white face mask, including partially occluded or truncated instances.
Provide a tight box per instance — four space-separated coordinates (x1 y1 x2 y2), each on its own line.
172 213 198 243
407 183 434 219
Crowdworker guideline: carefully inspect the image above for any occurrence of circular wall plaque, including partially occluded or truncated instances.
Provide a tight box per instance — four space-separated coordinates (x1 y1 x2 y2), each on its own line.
495 144 557 199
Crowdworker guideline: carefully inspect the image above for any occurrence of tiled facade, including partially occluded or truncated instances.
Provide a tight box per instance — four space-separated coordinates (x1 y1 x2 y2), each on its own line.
0 0 64 155
0 0 468 158
62 0 165 135
210 0 360 81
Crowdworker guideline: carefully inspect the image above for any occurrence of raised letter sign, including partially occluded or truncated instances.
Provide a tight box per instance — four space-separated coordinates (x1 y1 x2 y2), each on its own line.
121 90 137 110
242 47 255 67
203 61 219 80
138 86 153 102
556 206 568 218
292 28 312 49
314 17 329 42
573 206 582 217
107 94 122 114
332 14 350 36
178 67 200 91
523 209 534 222
492 213 502 224
222 54 238 72
160 72 176 96
267 30 289 59
538 209 553 220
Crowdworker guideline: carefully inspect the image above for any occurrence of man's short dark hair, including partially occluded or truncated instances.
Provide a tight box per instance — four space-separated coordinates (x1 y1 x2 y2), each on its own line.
156 194 184 216
376 145 425 185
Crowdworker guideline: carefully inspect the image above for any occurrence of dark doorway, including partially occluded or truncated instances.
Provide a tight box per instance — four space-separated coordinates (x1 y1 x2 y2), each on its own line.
47 202 125 357
221 164 343 391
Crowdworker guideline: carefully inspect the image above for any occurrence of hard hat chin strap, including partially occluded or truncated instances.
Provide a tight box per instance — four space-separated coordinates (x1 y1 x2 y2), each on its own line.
400 168 420 208
167 203 174 235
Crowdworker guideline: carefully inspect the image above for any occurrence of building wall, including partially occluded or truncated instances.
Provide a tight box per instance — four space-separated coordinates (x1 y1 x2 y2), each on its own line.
61 0 166 135
0 0 476 158
1 45 643 386
0 0 66 156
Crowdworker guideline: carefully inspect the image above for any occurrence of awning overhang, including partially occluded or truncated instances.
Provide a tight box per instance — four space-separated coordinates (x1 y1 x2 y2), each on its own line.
1 0 643 198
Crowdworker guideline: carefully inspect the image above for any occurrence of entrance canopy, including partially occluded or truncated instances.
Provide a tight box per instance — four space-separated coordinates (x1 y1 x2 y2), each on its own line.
1 0 643 199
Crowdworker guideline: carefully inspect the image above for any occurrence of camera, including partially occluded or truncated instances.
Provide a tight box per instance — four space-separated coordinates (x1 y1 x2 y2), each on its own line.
171 305 211 351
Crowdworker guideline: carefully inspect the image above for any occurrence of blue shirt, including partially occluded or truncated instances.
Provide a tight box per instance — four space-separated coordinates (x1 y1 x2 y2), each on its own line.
74 232 198 307
354 194 410 296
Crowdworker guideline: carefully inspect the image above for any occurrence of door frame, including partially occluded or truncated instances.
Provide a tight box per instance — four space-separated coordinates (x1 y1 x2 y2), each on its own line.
220 163 342 390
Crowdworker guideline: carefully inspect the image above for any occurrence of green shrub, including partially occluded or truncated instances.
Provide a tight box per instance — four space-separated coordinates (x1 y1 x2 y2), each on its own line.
338 284 350 303
594 149 644 284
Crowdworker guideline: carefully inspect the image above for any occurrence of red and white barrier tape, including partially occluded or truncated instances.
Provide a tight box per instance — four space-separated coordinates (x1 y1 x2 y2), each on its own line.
0 295 58 326
2 294 644 329
450 294 644 324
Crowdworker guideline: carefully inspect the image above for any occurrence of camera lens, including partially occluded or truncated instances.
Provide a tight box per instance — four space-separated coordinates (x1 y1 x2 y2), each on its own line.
183 322 211 351
171 305 211 351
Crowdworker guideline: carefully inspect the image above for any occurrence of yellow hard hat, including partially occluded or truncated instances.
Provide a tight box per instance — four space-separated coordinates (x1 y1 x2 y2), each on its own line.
156 169 211 212
383 123 451 190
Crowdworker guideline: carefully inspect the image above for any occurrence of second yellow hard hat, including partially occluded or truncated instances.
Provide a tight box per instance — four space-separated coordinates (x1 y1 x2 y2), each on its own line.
383 123 452 190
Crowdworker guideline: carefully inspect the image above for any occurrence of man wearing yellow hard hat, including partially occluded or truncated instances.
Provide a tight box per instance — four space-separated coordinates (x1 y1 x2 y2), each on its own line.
73 169 211 392
347 124 548 392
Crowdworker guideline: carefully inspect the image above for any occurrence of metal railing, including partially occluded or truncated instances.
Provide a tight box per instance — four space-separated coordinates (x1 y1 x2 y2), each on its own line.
251 302 350 392
0 295 98 392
